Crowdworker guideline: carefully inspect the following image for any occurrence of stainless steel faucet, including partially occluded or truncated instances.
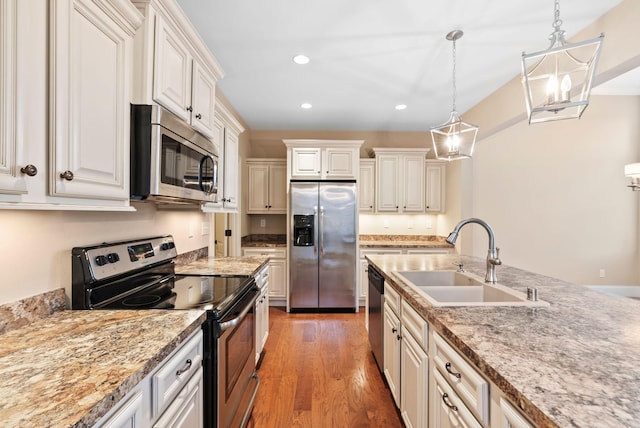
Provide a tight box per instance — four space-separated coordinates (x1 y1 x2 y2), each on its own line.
445 218 502 283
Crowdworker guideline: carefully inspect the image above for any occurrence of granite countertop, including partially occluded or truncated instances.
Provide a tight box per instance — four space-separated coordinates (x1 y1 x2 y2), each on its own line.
359 234 453 249
0 309 206 427
366 254 640 428
175 256 269 276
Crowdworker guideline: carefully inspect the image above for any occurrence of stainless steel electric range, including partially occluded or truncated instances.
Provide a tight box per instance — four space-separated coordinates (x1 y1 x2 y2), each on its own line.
71 235 259 428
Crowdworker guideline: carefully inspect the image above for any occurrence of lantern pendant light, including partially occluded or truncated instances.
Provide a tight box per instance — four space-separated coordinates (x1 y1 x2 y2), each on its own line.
521 0 604 124
431 30 478 161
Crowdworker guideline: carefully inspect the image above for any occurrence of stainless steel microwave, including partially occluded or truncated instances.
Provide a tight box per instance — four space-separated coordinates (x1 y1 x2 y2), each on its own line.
130 104 219 204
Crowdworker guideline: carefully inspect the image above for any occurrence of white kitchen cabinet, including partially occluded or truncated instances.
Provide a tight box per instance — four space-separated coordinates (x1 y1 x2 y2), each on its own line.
94 386 145 428
498 397 535 428
93 329 203 428
203 100 245 212
432 332 489 426
433 370 482 428
283 140 363 180
383 302 402 408
359 159 375 212
246 159 287 214
133 0 223 140
373 149 429 213
242 248 287 305
254 265 270 365
0 0 141 210
401 327 429 428
425 161 446 213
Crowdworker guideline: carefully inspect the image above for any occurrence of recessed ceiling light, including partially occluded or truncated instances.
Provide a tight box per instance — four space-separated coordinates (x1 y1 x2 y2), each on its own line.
293 54 310 65
301 103 312 109
395 104 407 110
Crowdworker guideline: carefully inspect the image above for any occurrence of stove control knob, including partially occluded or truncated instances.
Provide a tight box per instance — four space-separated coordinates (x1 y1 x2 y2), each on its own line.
160 242 174 251
107 253 120 263
95 255 108 266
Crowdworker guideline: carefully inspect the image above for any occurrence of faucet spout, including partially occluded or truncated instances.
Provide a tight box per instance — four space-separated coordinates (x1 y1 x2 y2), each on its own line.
446 218 501 283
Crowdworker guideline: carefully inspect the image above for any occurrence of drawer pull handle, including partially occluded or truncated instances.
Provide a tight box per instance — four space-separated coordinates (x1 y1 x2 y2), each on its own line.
442 393 458 411
445 362 462 379
176 359 192 376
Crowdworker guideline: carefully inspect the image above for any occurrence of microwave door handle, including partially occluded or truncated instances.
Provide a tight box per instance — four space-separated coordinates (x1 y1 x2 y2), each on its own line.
198 155 214 194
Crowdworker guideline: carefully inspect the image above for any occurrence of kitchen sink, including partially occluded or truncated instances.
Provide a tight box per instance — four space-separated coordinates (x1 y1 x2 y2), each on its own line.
392 270 549 307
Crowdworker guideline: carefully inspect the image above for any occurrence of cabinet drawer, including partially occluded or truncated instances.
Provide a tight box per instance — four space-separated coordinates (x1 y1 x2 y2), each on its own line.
384 283 401 316
400 300 428 352
243 248 286 259
360 248 403 259
152 330 203 418
433 369 482 428
432 332 489 425
500 397 535 428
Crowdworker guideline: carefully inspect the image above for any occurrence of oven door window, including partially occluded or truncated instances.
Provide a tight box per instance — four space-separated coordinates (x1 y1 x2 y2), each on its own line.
161 134 216 194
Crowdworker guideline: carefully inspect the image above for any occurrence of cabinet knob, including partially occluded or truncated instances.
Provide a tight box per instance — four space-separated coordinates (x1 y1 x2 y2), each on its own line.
265 205 268 208
186 106 193 112
60 170 74 181
20 164 38 177
196 113 202 119
268 205 272 208
369 205 373 209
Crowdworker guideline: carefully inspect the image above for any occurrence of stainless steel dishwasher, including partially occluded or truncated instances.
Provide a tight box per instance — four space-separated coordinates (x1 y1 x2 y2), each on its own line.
368 265 384 373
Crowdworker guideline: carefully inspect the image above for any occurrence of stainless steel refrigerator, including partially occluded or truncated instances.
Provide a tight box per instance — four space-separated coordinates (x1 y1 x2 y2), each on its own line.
289 181 357 311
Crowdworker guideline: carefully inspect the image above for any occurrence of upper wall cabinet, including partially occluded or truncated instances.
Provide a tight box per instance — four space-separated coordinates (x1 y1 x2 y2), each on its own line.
132 0 224 140
283 140 364 180
425 161 446 213
374 148 429 213
203 98 245 213
359 159 375 213
246 159 287 214
0 0 142 210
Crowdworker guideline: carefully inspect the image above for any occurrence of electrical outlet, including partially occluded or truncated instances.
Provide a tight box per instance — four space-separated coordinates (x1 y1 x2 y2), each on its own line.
201 222 210 236
599 269 606 278
383 219 390 228
188 221 195 238
407 219 414 229
260 218 266 228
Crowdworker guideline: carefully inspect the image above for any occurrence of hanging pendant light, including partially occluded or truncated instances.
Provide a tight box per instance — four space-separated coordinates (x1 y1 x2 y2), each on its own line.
431 30 478 161
521 0 604 124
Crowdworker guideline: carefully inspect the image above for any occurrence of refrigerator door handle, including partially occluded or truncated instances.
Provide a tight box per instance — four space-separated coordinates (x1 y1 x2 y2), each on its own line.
319 205 324 255
313 206 318 256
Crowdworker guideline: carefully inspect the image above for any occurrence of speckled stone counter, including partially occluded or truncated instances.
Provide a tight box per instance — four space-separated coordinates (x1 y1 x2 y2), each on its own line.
0 309 206 427
241 234 286 248
360 234 453 249
175 256 269 276
366 254 640 427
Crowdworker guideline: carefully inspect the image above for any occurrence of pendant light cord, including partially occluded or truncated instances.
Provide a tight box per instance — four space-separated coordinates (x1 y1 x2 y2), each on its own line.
553 0 563 31
451 37 457 113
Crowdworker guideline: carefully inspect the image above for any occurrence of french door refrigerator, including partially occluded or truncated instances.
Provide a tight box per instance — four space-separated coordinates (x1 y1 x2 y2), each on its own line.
290 181 357 311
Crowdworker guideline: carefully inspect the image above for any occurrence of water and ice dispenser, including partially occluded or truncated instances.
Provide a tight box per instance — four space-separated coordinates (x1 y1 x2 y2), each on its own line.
293 215 314 246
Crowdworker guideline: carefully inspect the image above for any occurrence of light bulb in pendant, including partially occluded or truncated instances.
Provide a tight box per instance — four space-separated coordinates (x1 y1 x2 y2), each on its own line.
447 134 460 155
560 74 572 102
546 74 558 104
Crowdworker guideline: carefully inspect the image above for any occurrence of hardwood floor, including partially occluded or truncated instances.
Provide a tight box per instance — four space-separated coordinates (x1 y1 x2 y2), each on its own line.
251 307 404 428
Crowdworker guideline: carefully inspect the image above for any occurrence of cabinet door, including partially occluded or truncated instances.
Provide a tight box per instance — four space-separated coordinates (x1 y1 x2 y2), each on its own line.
401 331 428 428
376 154 400 212
0 0 27 196
359 160 375 212
402 155 425 212
267 164 287 213
153 17 191 122
269 258 286 299
426 163 444 213
50 0 130 201
247 164 269 213
359 259 369 302
291 147 321 178
153 367 203 428
323 147 356 178
222 129 239 209
383 303 401 407
433 370 482 428
96 389 144 428
190 62 216 138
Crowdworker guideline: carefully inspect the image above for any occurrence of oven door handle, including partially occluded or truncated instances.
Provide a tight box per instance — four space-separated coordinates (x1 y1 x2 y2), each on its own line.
239 372 260 428
218 291 258 332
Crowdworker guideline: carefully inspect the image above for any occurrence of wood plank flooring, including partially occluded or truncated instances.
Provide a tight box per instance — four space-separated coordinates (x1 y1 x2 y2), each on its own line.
250 307 404 427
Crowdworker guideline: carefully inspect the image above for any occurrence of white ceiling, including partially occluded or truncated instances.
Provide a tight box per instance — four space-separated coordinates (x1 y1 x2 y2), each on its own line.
176 0 626 131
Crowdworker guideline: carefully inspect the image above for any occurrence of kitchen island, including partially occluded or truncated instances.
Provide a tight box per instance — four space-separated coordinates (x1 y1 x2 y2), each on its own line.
367 253 640 427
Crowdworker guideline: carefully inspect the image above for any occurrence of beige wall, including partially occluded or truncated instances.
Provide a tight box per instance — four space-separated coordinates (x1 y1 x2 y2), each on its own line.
468 95 640 285
0 204 211 305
